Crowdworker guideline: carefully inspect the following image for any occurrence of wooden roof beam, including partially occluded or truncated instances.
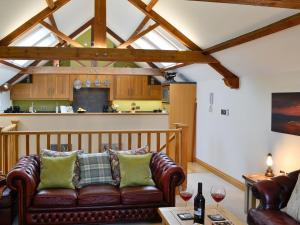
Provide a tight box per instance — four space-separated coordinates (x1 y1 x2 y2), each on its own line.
94 0 107 48
187 0 300 9
0 60 24 71
204 12 300 54
0 0 70 46
0 46 217 63
129 0 239 89
40 21 83 47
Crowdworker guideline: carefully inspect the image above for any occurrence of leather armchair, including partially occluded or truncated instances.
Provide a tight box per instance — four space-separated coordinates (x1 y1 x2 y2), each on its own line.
7 152 185 225
247 170 300 225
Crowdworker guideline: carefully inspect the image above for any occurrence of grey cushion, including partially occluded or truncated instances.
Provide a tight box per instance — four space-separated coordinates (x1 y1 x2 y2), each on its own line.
286 174 300 222
78 151 115 187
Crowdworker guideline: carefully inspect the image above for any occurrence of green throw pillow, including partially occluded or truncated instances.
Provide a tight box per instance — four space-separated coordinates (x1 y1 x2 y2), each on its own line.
118 153 155 188
38 153 77 190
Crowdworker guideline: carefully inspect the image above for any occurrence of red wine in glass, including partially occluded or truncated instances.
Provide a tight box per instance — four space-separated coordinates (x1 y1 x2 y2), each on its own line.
210 185 226 208
211 193 225 203
179 185 194 208
180 191 193 201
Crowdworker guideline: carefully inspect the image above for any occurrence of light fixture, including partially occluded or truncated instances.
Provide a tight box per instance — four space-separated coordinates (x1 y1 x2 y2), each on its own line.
265 153 274 177
73 79 82 90
3 83 9 90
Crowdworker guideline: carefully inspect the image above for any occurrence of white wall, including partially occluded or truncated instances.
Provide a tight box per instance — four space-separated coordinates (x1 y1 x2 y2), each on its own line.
179 64 300 181
0 91 11 112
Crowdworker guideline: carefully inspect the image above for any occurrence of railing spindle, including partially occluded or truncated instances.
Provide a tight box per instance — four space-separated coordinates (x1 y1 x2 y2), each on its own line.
57 134 61 151
68 134 72 151
47 134 50 149
26 135 30 155
36 134 40 155
156 133 160 152
147 133 151 151
88 134 92 153
108 133 112 149
166 132 170 156
138 133 142 148
98 133 102 152
128 133 132 150
4 135 8 174
175 131 180 164
118 133 122 150
78 134 82 150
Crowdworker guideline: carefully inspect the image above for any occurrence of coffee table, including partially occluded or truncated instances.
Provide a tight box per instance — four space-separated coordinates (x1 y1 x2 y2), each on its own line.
158 205 246 225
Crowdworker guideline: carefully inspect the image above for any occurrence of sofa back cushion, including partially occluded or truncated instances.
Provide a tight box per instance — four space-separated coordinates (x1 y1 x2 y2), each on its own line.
108 146 148 185
38 153 77 190
118 153 155 188
286 174 300 222
41 149 83 187
78 151 115 188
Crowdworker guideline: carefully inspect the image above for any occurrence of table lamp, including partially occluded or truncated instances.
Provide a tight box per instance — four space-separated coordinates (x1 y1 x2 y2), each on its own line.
265 153 274 177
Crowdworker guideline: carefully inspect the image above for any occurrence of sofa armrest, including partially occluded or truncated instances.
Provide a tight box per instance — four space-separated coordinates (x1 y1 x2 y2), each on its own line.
151 152 185 206
252 175 295 210
7 155 40 208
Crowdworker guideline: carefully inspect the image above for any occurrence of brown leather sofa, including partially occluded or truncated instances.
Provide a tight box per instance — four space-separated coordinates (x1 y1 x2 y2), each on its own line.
7 152 185 225
247 170 300 225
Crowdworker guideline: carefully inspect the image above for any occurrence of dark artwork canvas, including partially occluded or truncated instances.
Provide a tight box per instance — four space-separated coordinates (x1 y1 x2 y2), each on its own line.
272 93 300 136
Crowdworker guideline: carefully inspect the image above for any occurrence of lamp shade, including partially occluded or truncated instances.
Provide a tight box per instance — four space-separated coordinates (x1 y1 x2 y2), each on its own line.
266 153 273 167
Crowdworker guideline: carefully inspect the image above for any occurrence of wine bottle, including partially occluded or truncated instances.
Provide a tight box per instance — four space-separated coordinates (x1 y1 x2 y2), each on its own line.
194 182 205 224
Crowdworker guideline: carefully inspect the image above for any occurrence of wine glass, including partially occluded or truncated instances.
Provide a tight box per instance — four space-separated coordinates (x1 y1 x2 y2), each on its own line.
179 185 194 208
210 185 226 209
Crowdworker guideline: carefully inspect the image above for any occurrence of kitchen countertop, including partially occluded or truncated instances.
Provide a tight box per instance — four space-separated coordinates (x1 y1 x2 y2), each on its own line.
0 112 168 116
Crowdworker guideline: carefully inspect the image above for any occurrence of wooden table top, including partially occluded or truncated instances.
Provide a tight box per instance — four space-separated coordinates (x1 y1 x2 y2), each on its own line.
158 205 246 225
242 173 273 184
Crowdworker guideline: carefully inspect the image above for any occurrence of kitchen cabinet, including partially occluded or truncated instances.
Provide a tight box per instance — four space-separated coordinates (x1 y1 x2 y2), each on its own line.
11 75 70 100
114 76 161 100
10 83 33 100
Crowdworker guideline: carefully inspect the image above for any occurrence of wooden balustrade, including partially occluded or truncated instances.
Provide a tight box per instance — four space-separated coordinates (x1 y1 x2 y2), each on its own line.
0 123 188 178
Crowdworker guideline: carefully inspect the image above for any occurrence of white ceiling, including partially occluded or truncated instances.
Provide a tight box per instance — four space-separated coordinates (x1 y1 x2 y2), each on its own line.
0 0 300 86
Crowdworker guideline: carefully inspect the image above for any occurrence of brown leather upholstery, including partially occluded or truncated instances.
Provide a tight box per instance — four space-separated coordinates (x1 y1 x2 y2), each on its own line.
121 186 163 205
78 184 120 206
7 152 185 225
247 170 300 225
248 209 299 225
33 189 77 208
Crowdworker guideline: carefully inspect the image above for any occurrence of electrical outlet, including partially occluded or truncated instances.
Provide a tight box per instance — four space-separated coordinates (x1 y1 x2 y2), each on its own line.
221 109 229 116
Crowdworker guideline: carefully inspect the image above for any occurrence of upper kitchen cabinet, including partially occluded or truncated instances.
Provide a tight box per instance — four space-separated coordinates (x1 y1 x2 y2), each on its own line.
114 76 161 100
10 83 33 100
11 75 70 100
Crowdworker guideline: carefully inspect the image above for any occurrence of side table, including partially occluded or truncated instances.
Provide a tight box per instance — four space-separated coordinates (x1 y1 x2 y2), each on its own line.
242 173 272 213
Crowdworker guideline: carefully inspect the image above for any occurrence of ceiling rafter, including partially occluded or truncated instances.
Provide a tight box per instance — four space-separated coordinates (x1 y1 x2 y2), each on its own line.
128 0 239 89
104 0 159 67
45 0 64 45
188 0 300 9
0 46 218 63
40 21 83 47
162 63 192 72
0 0 70 46
203 12 300 54
0 60 24 71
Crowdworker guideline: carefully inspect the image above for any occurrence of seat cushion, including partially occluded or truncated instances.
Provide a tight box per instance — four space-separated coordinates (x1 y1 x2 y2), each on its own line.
78 184 120 206
247 209 300 225
121 186 163 205
33 189 77 208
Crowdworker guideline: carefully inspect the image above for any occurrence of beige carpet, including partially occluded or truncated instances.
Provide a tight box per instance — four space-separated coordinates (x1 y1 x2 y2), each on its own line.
14 163 246 225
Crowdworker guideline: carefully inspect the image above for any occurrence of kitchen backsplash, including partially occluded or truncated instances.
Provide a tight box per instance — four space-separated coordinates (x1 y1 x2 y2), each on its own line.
112 100 163 112
13 100 71 112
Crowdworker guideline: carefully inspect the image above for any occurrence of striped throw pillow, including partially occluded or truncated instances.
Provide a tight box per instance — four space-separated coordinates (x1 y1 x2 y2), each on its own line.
78 151 115 188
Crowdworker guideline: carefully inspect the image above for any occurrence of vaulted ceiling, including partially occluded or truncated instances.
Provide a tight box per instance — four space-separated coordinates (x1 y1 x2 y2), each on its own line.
0 0 299 88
